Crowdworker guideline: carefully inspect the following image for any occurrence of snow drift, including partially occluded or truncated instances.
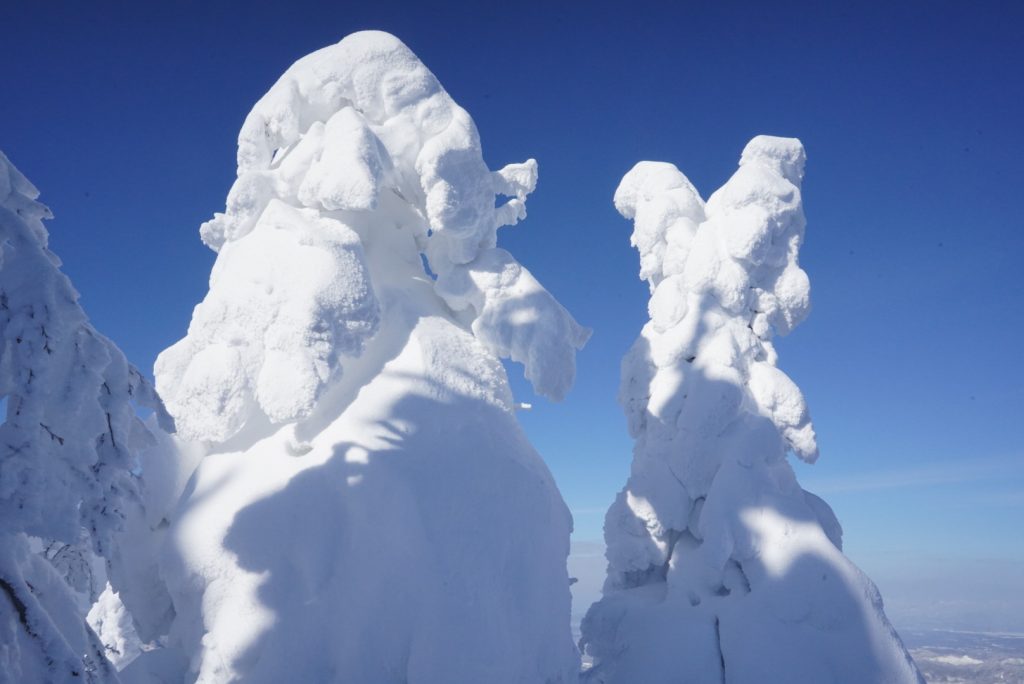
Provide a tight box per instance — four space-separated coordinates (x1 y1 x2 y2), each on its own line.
579 137 924 683
145 30 588 683
0 151 170 683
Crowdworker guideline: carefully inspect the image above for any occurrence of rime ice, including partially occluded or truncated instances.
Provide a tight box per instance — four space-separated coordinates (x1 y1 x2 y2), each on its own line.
579 137 923 684
0 151 169 683
146 31 587 683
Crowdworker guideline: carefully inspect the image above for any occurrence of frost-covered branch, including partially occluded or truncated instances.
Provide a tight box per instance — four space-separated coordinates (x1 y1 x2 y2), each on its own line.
0 150 171 682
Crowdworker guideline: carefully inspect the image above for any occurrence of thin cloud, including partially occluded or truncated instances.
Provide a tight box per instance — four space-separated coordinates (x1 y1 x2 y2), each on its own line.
800 455 1021 495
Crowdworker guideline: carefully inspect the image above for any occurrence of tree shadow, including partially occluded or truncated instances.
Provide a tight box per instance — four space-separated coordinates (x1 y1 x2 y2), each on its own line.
715 537 924 683
581 319 923 683
216 374 578 682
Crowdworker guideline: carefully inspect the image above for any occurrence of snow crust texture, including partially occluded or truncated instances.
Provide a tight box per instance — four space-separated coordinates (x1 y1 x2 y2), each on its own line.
0 151 169 683
579 137 924 684
146 31 585 683
157 30 588 444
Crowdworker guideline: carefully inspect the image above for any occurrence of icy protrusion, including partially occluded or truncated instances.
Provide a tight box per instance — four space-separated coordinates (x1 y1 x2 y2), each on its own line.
435 248 591 401
157 200 379 442
579 137 923 683
613 161 705 291
297 107 391 212
87 584 143 671
163 30 587 442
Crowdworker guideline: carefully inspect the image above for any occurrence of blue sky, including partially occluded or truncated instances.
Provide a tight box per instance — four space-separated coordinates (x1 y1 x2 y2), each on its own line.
3 1 1022 632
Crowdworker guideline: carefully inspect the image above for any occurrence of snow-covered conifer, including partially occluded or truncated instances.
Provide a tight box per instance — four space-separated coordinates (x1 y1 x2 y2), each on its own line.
0 151 169 682
579 137 923 683
145 31 588 683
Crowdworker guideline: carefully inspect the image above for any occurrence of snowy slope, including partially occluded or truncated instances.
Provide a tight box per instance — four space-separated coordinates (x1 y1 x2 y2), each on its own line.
579 137 924 683
143 31 588 683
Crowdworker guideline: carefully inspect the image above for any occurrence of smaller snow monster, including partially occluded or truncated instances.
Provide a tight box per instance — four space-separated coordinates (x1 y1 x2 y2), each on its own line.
579 136 924 684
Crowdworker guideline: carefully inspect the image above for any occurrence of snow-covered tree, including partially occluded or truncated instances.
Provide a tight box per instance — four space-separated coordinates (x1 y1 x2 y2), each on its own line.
143 31 588 682
0 151 169 682
579 137 923 683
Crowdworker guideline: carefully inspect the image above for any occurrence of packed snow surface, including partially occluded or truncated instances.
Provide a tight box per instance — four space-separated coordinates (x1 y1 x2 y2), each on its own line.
579 137 924 683
144 30 587 683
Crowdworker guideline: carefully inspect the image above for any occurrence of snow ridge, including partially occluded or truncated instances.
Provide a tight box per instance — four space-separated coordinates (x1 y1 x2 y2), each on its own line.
579 137 924 684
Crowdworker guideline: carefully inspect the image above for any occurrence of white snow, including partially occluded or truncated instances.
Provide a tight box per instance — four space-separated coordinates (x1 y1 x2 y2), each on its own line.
0 151 169 682
140 30 587 683
435 246 590 401
156 199 380 443
2 30 936 684
86 585 142 670
579 136 924 683
160 32 588 446
931 654 984 666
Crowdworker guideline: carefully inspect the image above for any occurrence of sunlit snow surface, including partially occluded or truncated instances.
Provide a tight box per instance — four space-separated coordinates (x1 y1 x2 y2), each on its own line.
578 137 924 683
156 31 587 444
133 31 588 683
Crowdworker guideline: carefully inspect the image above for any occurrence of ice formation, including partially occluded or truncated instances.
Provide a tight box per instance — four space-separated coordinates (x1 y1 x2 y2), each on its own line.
143 31 588 682
579 137 923 683
0 151 169 683
156 32 587 445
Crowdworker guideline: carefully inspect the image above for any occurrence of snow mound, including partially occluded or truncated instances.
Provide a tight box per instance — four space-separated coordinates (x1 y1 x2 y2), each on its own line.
158 30 588 444
579 137 923 683
157 200 379 442
145 31 585 683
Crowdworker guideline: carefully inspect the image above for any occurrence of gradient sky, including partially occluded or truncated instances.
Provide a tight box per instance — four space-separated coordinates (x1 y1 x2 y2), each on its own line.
3 0 1022 632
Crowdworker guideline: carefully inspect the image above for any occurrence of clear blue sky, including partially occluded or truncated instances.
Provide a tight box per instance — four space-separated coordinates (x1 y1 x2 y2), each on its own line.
3 0 1022 632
